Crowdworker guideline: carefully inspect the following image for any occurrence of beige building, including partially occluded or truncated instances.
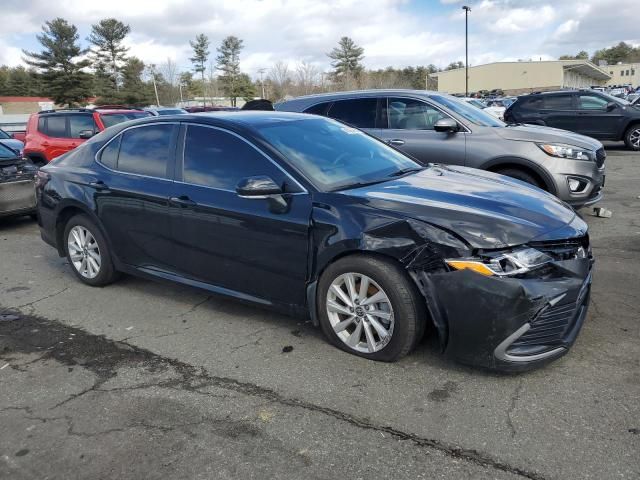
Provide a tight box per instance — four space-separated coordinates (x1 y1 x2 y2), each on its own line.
429 60 611 95
603 63 639 87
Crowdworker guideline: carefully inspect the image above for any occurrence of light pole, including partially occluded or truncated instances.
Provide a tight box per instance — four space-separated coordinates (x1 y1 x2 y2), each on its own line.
462 5 471 97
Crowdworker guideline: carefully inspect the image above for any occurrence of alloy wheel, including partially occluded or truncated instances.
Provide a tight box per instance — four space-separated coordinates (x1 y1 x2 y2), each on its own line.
630 128 640 149
326 272 394 353
67 225 101 279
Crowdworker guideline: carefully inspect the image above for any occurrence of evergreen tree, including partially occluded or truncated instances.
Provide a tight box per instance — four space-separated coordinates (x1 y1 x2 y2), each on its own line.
189 34 210 105
327 37 364 85
23 18 92 106
121 57 154 106
87 18 130 92
216 36 245 106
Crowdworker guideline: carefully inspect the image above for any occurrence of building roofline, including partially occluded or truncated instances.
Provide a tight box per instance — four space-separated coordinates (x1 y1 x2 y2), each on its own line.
430 60 611 79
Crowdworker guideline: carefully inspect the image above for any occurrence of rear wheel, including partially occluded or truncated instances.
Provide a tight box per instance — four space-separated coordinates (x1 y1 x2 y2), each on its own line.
63 214 118 286
317 255 426 362
624 124 640 151
495 168 543 190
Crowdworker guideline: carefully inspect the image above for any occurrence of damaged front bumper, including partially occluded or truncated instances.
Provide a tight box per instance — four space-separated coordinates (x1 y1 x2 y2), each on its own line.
413 255 592 372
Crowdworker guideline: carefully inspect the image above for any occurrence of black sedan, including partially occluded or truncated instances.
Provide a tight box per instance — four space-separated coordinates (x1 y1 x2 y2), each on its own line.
35 112 593 371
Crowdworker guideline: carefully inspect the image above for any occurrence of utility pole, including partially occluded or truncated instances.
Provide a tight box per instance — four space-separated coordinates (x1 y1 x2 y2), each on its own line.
462 5 471 97
148 64 160 106
258 68 266 98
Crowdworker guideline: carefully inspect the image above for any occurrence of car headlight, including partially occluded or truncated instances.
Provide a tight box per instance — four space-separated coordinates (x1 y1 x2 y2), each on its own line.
537 143 591 161
445 247 552 277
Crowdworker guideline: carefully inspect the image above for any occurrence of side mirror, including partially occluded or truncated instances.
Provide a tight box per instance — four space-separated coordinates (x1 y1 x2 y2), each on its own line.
79 129 95 139
236 176 283 197
433 118 460 133
606 102 617 112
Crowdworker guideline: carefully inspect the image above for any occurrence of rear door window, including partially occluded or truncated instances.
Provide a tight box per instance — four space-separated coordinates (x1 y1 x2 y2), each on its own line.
326 98 378 128
69 114 97 138
45 116 68 137
385 98 447 130
116 124 177 178
304 102 332 116
542 94 573 110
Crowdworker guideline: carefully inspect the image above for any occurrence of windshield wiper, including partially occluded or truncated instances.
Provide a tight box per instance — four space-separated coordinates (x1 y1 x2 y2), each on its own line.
387 167 424 178
331 178 392 192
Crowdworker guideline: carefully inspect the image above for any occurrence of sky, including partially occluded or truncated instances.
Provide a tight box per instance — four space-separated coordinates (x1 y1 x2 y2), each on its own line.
1 0 638 78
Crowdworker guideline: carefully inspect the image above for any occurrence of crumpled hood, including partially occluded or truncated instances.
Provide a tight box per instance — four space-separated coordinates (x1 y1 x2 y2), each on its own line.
0 139 24 154
343 166 587 249
495 124 602 151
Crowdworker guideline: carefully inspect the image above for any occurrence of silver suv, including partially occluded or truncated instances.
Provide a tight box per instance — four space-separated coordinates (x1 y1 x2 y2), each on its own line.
276 90 606 208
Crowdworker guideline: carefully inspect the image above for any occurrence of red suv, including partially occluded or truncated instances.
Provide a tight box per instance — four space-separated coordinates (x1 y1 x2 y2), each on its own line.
24 106 153 165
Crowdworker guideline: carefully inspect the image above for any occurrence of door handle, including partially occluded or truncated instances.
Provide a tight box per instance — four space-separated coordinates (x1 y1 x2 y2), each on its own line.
89 181 109 191
387 139 405 146
170 195 197 207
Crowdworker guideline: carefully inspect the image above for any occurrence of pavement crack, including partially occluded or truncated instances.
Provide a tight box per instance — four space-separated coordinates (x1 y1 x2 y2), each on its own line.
176 295 212 319
10 287 70 310
506 380 523 439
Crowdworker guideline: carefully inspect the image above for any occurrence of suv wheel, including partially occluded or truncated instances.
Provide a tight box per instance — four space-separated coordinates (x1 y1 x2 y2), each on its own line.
624 125 640 151
317 255 426 362
495 168 543 190
63 214 118 286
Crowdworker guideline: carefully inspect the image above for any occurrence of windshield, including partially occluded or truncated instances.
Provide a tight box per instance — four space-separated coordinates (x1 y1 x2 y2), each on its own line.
256 117 422 192
431 95 505 127
0 129 11 139
466 99 487 109
100 112 153 128
599 91 630 106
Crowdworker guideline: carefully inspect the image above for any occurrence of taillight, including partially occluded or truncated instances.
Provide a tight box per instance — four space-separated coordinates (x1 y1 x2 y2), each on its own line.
35 170 50 189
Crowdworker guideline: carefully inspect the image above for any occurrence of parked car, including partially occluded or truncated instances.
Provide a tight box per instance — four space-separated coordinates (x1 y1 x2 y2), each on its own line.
462 97 505 120
36 112 593 371
276 90 606 208
0 128 24 156
0 142 37 219
24 106 153 165
145 107 188 116
504 89 640 150
486 97 517 109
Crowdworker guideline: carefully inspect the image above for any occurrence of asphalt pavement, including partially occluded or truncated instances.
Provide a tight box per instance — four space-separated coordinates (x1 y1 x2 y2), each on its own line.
1 144 638 480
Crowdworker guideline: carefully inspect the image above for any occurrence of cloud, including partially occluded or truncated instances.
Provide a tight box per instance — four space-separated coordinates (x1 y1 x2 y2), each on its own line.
0 0 639 79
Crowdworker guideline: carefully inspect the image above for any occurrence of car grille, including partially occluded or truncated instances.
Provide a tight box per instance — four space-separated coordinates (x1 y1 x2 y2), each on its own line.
0 180 36 214
529 236 591 262
595 148 606 169
510 302 577 349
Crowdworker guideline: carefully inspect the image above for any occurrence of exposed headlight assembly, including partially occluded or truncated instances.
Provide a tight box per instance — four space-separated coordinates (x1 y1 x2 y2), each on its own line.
445 247 552 277
537 143 591 161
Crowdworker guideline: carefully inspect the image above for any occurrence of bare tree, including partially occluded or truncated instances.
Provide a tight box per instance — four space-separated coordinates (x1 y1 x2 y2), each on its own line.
268 61 292 100
294 61 319 95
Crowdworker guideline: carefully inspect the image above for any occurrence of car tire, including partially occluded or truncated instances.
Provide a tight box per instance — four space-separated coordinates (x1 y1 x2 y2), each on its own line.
317 254 426 362
495 168 543 189
623 124 640 151
63 214 118 287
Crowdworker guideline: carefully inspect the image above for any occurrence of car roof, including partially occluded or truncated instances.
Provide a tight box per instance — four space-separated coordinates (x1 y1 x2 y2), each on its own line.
116 111 317 130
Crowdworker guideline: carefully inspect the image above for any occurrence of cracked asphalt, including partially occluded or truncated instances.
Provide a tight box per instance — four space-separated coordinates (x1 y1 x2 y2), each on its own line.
1 144 639 480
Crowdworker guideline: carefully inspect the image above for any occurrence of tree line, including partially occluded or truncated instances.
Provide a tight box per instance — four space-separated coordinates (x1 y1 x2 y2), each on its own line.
1 16 637 107
559 41 640 65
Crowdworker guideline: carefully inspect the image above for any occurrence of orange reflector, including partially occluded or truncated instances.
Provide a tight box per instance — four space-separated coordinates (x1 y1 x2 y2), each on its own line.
445 260 496 276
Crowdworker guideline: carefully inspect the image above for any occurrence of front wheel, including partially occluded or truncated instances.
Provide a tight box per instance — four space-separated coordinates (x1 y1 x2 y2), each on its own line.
317 255 426 362
63 214 118 286
495 168 543 190
624 125 640 151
